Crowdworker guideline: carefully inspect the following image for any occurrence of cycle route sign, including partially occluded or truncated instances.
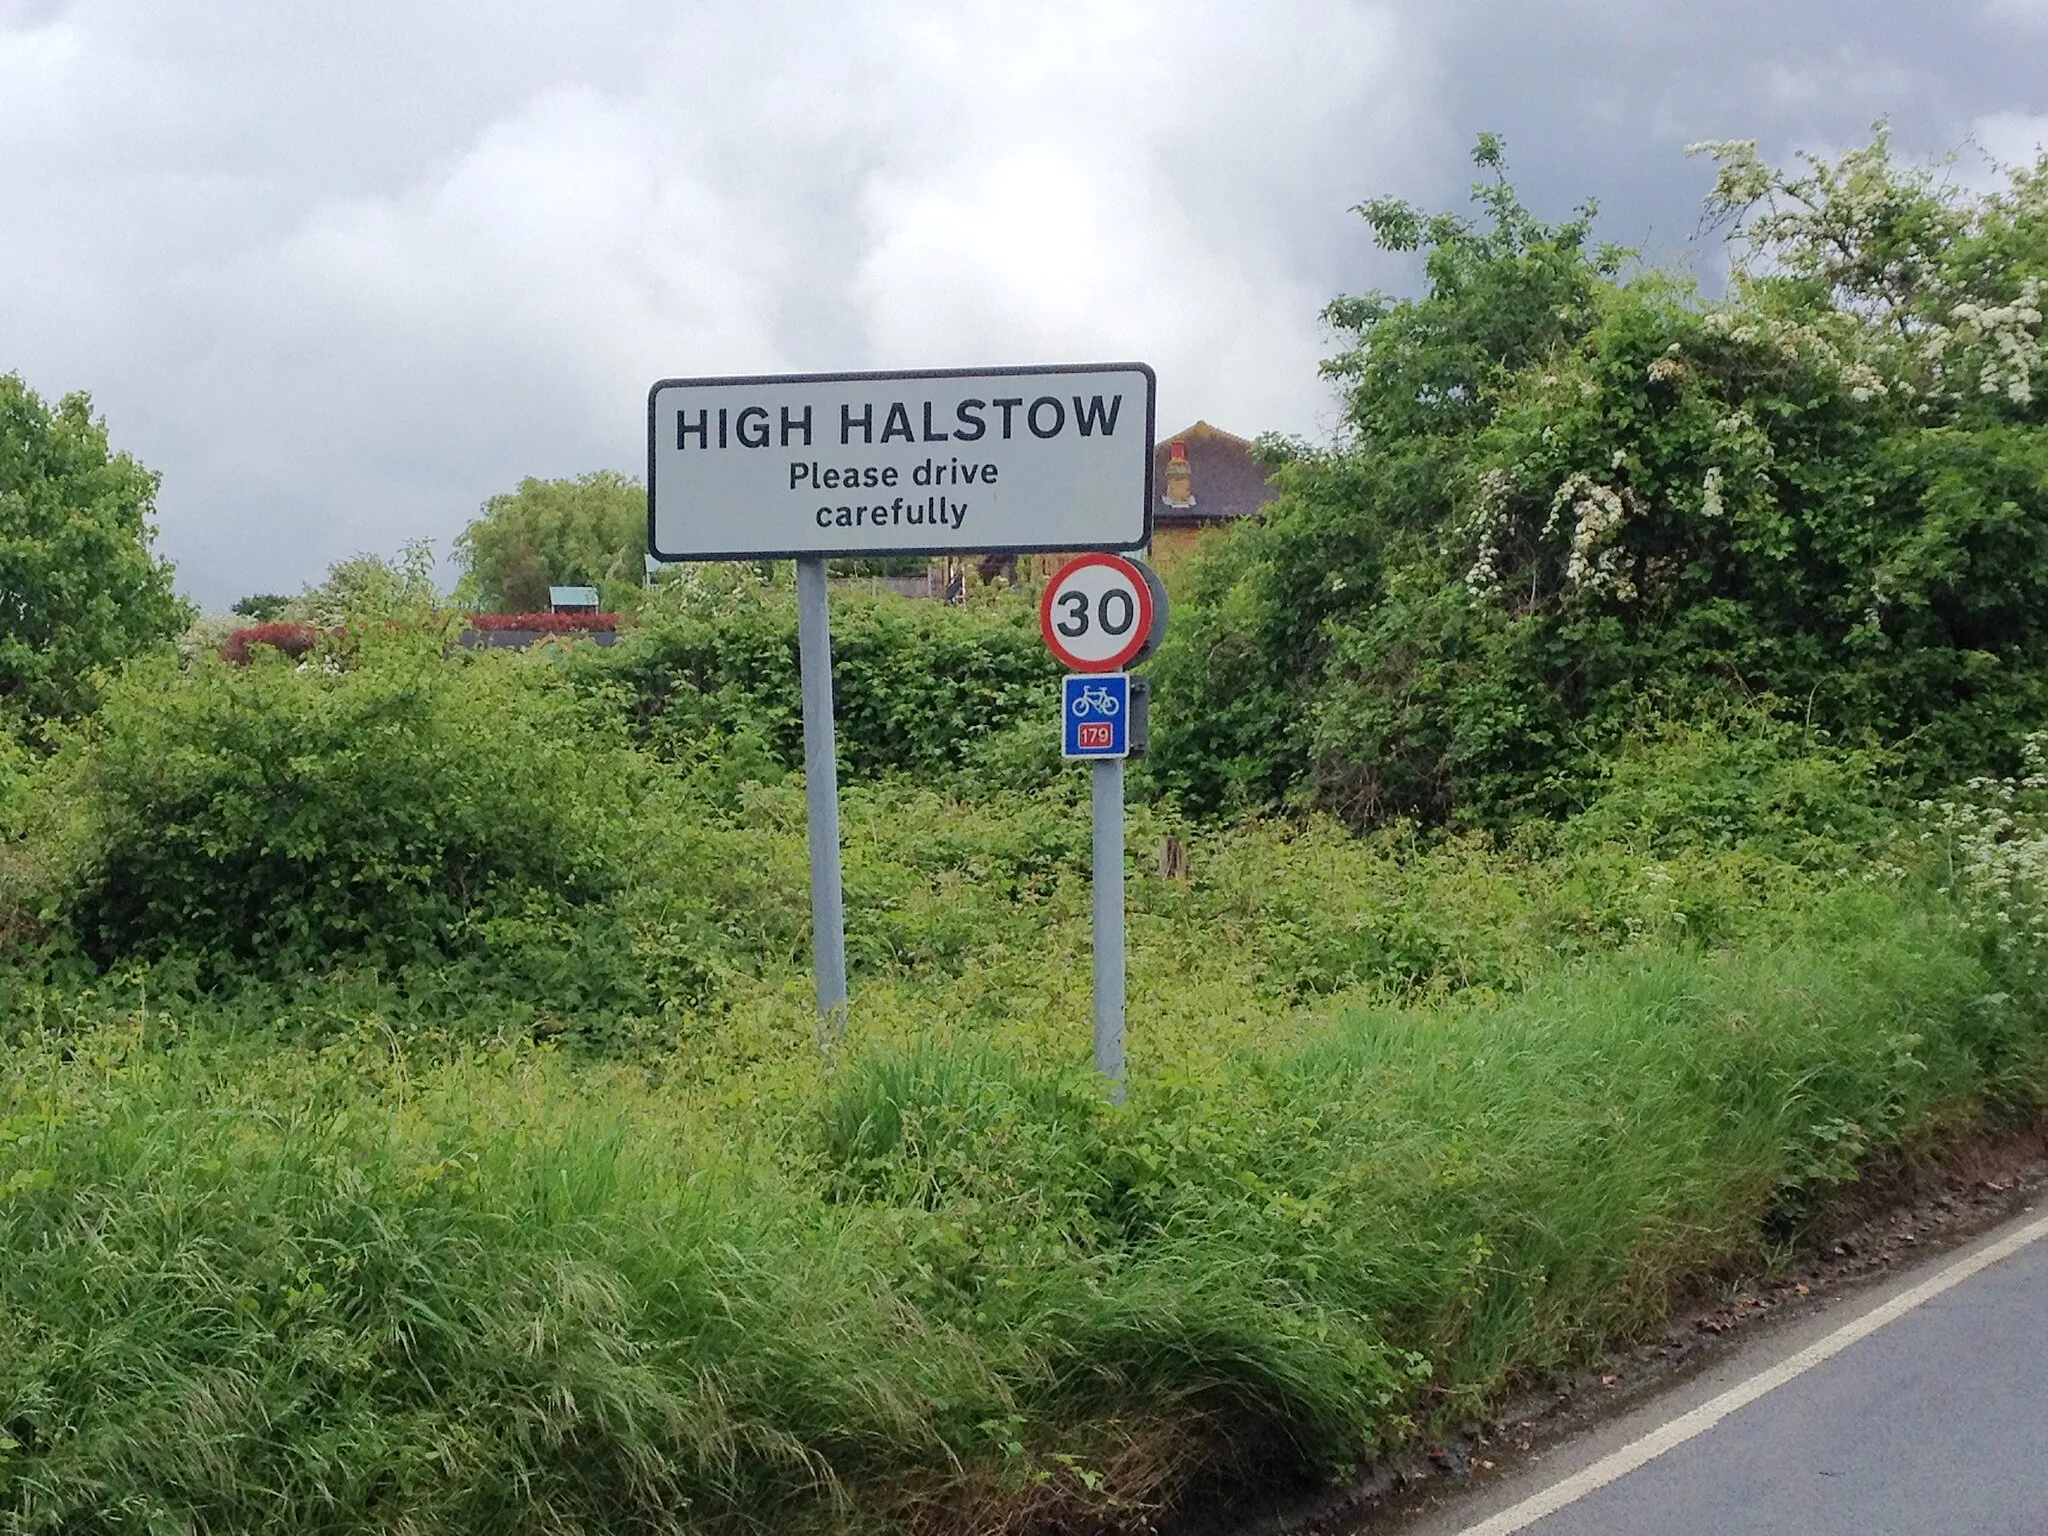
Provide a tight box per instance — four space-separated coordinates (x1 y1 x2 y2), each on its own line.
1063 673 1130 759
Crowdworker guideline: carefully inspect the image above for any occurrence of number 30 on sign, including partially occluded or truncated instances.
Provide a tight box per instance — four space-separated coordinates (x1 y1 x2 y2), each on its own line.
1039 552 1157 672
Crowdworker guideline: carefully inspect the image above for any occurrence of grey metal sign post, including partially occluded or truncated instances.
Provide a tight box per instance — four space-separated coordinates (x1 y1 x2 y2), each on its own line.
648 363 1156 1025
1091 756 1126 1098
795 555 848 1025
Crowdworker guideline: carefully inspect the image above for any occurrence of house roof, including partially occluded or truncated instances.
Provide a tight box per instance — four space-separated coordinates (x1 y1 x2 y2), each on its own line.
1152 421 1277 526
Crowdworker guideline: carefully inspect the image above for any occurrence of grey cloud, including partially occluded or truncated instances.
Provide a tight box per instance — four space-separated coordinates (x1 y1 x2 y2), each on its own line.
1391 1 2048 272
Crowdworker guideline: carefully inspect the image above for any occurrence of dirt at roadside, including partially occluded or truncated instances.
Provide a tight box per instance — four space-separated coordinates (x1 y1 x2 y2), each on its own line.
1182 1127 2048 1536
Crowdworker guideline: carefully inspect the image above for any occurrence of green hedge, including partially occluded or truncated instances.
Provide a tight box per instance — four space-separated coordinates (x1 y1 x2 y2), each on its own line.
562 582 1060 777
28 630 633 975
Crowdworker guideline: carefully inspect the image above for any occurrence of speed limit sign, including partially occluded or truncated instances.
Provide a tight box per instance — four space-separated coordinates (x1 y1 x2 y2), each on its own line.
1039 552 1158 672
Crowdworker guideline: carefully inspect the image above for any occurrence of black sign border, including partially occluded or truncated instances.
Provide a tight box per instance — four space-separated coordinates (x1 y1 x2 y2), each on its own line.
646 362 1157 563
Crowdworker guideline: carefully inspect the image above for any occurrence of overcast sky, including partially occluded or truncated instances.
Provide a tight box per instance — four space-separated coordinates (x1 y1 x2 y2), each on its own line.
5 1 2046 607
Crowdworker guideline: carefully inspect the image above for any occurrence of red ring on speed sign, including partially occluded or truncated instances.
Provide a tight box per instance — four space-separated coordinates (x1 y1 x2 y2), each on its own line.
1039 552 1156 672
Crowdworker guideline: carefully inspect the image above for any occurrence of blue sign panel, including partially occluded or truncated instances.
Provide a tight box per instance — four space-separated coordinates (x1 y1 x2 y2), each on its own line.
1063 672 1129 759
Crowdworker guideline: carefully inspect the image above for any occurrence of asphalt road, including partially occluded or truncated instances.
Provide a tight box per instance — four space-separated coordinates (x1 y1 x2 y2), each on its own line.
1390 1203 2048 1536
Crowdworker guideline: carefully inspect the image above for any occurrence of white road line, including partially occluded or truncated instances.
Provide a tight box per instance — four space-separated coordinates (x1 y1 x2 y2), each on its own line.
1454 1210 2048 1536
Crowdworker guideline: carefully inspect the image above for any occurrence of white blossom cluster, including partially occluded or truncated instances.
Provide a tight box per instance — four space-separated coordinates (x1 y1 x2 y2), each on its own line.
1547 472 1641 599
1700 304 1898 403
1698 275 2040 414
1689 135 2046 413
1920 734 2048 976
1459 468 1517 597
1459 459 1664 608
1689 133 1963 329
1840 359 1892 404
1948 276 2043 405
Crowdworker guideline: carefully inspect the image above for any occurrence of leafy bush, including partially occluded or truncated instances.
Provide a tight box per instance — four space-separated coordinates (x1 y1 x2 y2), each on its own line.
1150 133 2048 825
32 629 634 974
1920 731 2048 988
565 577 1059 777
1555 705 1891 863
284 540 442 627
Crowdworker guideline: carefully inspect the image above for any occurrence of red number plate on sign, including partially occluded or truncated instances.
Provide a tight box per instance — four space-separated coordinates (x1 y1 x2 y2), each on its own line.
1077 722 1115 749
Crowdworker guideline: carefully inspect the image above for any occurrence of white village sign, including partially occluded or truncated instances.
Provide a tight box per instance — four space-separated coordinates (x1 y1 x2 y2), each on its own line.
648 364 1154 560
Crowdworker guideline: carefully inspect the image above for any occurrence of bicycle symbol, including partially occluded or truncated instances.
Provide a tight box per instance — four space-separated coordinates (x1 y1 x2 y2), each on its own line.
1069 684 1121 718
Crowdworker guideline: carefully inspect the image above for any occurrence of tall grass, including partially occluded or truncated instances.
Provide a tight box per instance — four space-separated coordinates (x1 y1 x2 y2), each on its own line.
0 1027 1010 1533
5 888 2042 1533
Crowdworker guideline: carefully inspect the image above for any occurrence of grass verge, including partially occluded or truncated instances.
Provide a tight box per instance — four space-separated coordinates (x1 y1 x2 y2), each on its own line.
4 887 2043 1533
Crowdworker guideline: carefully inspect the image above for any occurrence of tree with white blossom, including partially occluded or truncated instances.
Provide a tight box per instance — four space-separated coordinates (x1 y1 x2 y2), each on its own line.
1149 129 2048 826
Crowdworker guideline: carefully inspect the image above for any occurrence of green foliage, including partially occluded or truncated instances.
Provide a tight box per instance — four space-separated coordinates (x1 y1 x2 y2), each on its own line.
231 592 290 620
1918 731 2048 1004
0 1025 1019 1534
0 374 189 724
455 471 644 613
1556 707 1890 862
3 673 1883 1042
829 555 930 578
1324 134 1625 445
30 629 633 975
1151 133 2048 825
286 539 442 626
5 576 2048 1529
565 577 1060 779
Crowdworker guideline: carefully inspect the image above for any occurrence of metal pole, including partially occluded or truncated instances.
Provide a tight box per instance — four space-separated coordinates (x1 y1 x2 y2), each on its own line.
795 556 848 1028
1091 755 1126 1101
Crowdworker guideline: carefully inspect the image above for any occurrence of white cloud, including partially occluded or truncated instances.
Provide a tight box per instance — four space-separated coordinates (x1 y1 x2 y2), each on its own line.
5 1 1424 602
849 3 1414 435
2 0 2041 605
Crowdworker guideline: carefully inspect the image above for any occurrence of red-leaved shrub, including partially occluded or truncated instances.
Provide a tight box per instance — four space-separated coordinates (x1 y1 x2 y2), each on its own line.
468 612 621 634
220 623 322 665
